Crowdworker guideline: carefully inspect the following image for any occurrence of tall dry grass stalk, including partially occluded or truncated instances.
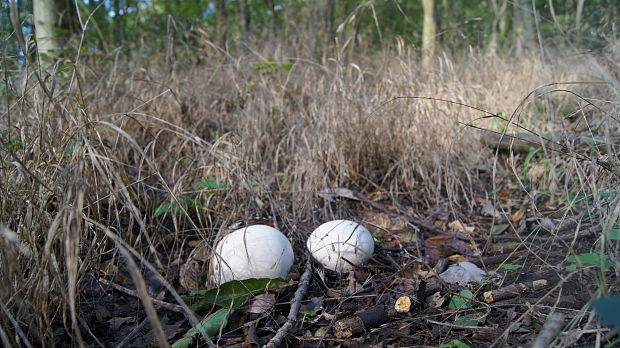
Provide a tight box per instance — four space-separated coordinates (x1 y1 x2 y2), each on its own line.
1 36 617 345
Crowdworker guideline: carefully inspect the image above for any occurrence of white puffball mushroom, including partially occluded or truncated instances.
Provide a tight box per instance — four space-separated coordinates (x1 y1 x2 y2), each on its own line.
212 225 294 285
307 220 374 272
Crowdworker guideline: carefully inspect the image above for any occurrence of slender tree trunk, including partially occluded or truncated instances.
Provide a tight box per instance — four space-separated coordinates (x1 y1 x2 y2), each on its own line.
575 0 585 44
488 0 508 54
239 0 251 35
216 0 228 48
440 0 455 51
326 0 336 45
421 0 436 67
33 0 60 65
268 0 278 39
512 0 534 56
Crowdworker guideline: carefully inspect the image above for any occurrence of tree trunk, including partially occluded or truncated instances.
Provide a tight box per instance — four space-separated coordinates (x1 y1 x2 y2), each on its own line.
488 0 508 54
421 0 436 68
216 0 228 48
512 0 534 56
239 0 251 35
33 0 60 65
326 0 336 46
575 0 585 44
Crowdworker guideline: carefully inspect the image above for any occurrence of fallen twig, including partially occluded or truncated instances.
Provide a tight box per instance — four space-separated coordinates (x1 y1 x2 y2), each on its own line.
98 277 186 313
531 312 566 348
263 261 313 348
114 318 148 348
483 279 548 303
334 305 391 338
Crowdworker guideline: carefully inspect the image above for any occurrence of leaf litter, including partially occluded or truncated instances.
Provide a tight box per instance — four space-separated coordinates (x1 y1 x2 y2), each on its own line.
87 179 613 347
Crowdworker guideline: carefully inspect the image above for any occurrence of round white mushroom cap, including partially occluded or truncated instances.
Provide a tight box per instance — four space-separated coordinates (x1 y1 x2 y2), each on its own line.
212 225 294 285
307 220 374 272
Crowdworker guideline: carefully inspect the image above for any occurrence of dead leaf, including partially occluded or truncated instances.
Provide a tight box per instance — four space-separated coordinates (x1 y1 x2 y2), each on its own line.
426 292 445 308
108 317 133 331
363 212 408 231
317 187 360 202
248 293 276 314
179 241 210 291
481 201 503 219
424 234 474 261
439 262 486 285
314 326 328 338
490 224 510 235
95 305 111 321
448 220 478 237
511 207 525 222
447 254 467 263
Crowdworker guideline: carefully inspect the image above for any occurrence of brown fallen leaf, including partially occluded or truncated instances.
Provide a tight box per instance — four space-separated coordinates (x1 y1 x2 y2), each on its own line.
424 234 474 261
448 220 478 237
248 293 276 314
511 207 525 222
179 241 210 291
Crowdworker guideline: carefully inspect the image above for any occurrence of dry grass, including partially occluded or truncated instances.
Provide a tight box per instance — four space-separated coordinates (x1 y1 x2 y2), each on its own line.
1 37 618 346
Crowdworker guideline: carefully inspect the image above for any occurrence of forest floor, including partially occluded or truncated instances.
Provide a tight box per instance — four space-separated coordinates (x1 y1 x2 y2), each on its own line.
2 44 620 347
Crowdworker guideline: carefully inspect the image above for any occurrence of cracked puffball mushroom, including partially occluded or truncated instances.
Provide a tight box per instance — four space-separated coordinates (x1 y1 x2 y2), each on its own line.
307 220 374 272
212 225 295 285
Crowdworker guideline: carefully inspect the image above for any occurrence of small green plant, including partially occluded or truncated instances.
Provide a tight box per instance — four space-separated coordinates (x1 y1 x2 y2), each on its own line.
500 264 523 271
5 138 23 148
173 278 293 347
566 252 614 272
439 339 472 348
299 310 317 329
252 60 294 75
454 314 485 327
518 148 549 186
448 290 474 309
155 177 229 217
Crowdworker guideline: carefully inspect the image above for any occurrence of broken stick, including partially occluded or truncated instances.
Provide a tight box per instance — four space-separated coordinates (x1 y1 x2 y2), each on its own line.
483 279 548 303
263 261 313 348
334 305 391 338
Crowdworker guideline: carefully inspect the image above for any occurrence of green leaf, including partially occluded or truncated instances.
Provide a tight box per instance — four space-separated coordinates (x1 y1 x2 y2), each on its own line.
155 197 202 217
490 224 509 235
608 229 620 240
187 308 230 337
500 264 523 270
566 253 614 270
448 290 474 309
439 339 472 348
154 199 172 217
566 264 577 272
274 172 286 177
454 314 485 327
172 308 231 347
171 336 194 348
6 138 23 148
188 278 291 311
592 296 620 329
193 177 229 190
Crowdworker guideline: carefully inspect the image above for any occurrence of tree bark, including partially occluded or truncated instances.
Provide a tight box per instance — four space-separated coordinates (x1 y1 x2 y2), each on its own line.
512 0 534 56
239 0 251 35
326 0 336 45
216 0 228 48
421 0 436 68
33 0 60 65
488 0 508 54
575 0 585 44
